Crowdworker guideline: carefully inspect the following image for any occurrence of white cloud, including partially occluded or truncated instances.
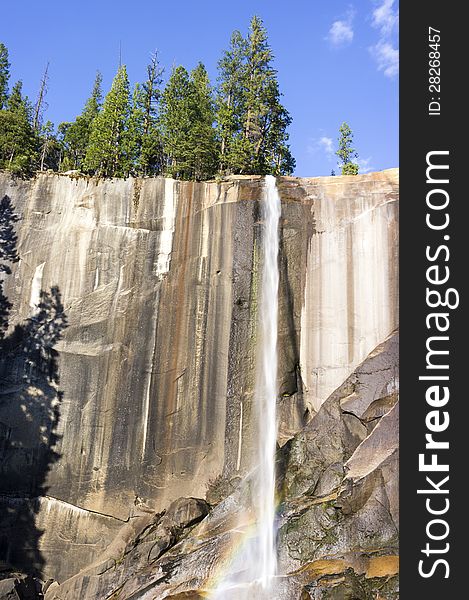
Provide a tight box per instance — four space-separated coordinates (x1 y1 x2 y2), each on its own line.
370 40 399 77
358 156 374 173
327 10 355 47
307 136 336 163
319 136 335 158
372 0 399 36
369 0 399 78
328 20 354 46
308 137 372 174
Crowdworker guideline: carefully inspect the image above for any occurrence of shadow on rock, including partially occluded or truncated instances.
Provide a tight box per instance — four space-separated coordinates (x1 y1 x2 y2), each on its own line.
0 195 68 584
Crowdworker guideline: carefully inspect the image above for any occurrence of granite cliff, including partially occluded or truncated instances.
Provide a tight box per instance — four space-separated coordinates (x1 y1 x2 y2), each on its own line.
0 170 398 598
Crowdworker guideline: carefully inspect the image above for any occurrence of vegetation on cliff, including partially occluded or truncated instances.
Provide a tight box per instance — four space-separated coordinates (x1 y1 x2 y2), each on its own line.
0 17 297 180
336 121 359 175
216 16 295 176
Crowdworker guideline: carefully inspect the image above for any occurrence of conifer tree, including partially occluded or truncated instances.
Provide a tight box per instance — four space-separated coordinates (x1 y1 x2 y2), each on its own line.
159 66 194 179
139 52 164 175
126 83 145 174
216 16 295 175
216 31 247 172
243 16 294 174
189 63 219 180
83 65 131 177
243 17 273 165
0 43 10 110
260 77 295 175
59 72 103 170
83 71 103 122
33 62 49 133
126 53 165 176
0 81 38 174
336 122 359 175
39 120 61 171
160 64 218 180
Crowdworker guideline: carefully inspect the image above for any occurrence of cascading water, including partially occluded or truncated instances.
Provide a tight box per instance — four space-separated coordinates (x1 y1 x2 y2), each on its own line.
210 175 281 599
255 174 281 590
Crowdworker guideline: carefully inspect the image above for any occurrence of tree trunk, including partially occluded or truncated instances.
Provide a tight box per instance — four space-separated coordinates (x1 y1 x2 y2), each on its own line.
40 144 46 171
33 63 49 132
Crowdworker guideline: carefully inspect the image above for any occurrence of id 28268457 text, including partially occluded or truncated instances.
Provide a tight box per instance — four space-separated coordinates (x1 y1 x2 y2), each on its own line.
428 27 441 116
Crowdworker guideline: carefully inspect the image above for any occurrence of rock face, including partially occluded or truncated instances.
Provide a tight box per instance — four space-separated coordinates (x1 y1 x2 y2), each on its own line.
0 170 398 590
42 333 398 599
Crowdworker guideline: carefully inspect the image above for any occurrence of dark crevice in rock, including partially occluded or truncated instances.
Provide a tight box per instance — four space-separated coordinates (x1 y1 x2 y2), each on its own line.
42 496 128 523
340 410 382 427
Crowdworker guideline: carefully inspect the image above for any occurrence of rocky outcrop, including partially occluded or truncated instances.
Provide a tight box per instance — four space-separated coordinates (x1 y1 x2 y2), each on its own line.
277 332 398 599
0 170 398 587
43 332 398 599
0 575 43 600
43 496 210 600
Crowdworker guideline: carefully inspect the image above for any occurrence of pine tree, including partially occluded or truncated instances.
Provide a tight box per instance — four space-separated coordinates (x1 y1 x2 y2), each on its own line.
261 77 295 175
83 71 103 123
139 52 164 175
160 64 218 180
243 16 294 174
0 81 38 174
216 17 295 175
126 54 165 176
0 42 10 110
216 31 247 173
243 16 273 166
33 62 49 133
159 66 194 179
141 54 162 134
139 116 164 176
336 122 359 175
83 65 131 177
126 83 145 174
39 120 61 171
59 72 103 170
189 63 219 180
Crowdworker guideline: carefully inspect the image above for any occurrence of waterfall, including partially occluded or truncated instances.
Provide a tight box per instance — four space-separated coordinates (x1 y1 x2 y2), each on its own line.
210 175 281 599
256 174 281 589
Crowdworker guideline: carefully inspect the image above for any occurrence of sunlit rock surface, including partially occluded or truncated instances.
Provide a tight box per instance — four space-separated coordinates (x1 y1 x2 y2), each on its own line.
0 170 398 592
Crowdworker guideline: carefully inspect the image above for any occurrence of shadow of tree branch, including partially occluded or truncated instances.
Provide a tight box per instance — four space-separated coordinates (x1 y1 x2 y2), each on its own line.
0 195 68 585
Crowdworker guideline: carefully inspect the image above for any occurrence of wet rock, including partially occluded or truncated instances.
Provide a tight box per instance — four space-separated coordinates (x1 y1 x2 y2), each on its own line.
49 335 399 599
301 567 399 599
282 332 398 501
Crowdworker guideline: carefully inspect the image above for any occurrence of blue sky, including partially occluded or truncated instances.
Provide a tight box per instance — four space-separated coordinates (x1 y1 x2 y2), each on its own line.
1 0 398 177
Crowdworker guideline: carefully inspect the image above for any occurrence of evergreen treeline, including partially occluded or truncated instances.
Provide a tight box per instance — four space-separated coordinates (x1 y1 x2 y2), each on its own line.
0 17 295 180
